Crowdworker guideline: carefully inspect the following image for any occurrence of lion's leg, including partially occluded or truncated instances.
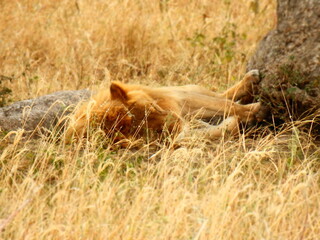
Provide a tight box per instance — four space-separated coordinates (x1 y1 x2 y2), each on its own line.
221 69 260 101
202 116 239 138
176 116 239 141
171 85 220 97
182 93 261 123
197 101 260 123
170 70 259 100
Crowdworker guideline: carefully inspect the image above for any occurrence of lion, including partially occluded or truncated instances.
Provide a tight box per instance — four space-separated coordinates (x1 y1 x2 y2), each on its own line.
65 70 263 144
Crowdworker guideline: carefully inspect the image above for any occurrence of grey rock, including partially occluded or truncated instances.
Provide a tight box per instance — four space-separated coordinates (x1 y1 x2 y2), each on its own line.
248 0 320 75
0 90 91 134
248 0 320 122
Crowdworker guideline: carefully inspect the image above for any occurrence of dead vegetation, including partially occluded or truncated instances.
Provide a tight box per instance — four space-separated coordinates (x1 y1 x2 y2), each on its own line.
1 0 320 239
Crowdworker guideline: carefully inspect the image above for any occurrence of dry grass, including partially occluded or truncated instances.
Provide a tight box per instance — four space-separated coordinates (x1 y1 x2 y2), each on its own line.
1 0 320 239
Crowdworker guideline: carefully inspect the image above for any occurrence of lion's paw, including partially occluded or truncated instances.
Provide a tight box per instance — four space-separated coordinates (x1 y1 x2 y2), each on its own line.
245 69 261 85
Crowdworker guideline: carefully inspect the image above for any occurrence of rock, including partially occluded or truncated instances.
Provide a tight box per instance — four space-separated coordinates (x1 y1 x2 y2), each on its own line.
248 0 320 124
0 90 91 135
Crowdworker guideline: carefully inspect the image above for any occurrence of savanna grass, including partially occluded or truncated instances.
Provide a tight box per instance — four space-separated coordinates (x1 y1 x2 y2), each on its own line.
1 0 320 239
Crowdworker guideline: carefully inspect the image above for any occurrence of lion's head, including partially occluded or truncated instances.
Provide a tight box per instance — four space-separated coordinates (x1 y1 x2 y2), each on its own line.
66 81 180 143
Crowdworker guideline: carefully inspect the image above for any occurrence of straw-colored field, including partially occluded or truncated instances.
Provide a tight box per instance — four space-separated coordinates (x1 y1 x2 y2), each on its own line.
1 0 320 239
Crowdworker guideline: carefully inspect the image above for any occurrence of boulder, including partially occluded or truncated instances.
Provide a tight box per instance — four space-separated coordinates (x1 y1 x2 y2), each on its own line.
248 0 320 124
0 90 90 135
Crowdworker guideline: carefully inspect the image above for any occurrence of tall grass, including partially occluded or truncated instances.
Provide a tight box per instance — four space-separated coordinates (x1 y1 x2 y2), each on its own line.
1 0 320 239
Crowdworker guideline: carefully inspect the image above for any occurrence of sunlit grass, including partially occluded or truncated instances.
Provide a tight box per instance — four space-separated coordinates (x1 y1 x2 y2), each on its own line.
1 0 320 239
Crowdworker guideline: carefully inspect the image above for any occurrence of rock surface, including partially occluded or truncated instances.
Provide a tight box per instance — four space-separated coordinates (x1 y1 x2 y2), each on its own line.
0 90 90 134
248 0 320 122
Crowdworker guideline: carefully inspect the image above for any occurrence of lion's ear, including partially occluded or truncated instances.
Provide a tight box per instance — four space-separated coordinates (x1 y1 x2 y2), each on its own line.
110 82 128 101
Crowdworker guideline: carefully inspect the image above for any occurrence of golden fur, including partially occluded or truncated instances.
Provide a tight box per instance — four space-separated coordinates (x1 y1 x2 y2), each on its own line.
65 70 263 143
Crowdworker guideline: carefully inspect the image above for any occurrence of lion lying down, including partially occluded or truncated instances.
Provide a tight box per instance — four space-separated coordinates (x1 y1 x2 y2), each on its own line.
65 70 263 144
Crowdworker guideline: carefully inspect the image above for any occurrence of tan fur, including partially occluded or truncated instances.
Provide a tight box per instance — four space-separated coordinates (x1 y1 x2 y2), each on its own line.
65 70 263 143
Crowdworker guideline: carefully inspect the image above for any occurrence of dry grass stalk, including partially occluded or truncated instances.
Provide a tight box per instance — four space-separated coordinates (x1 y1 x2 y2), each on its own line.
1 0 320 239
